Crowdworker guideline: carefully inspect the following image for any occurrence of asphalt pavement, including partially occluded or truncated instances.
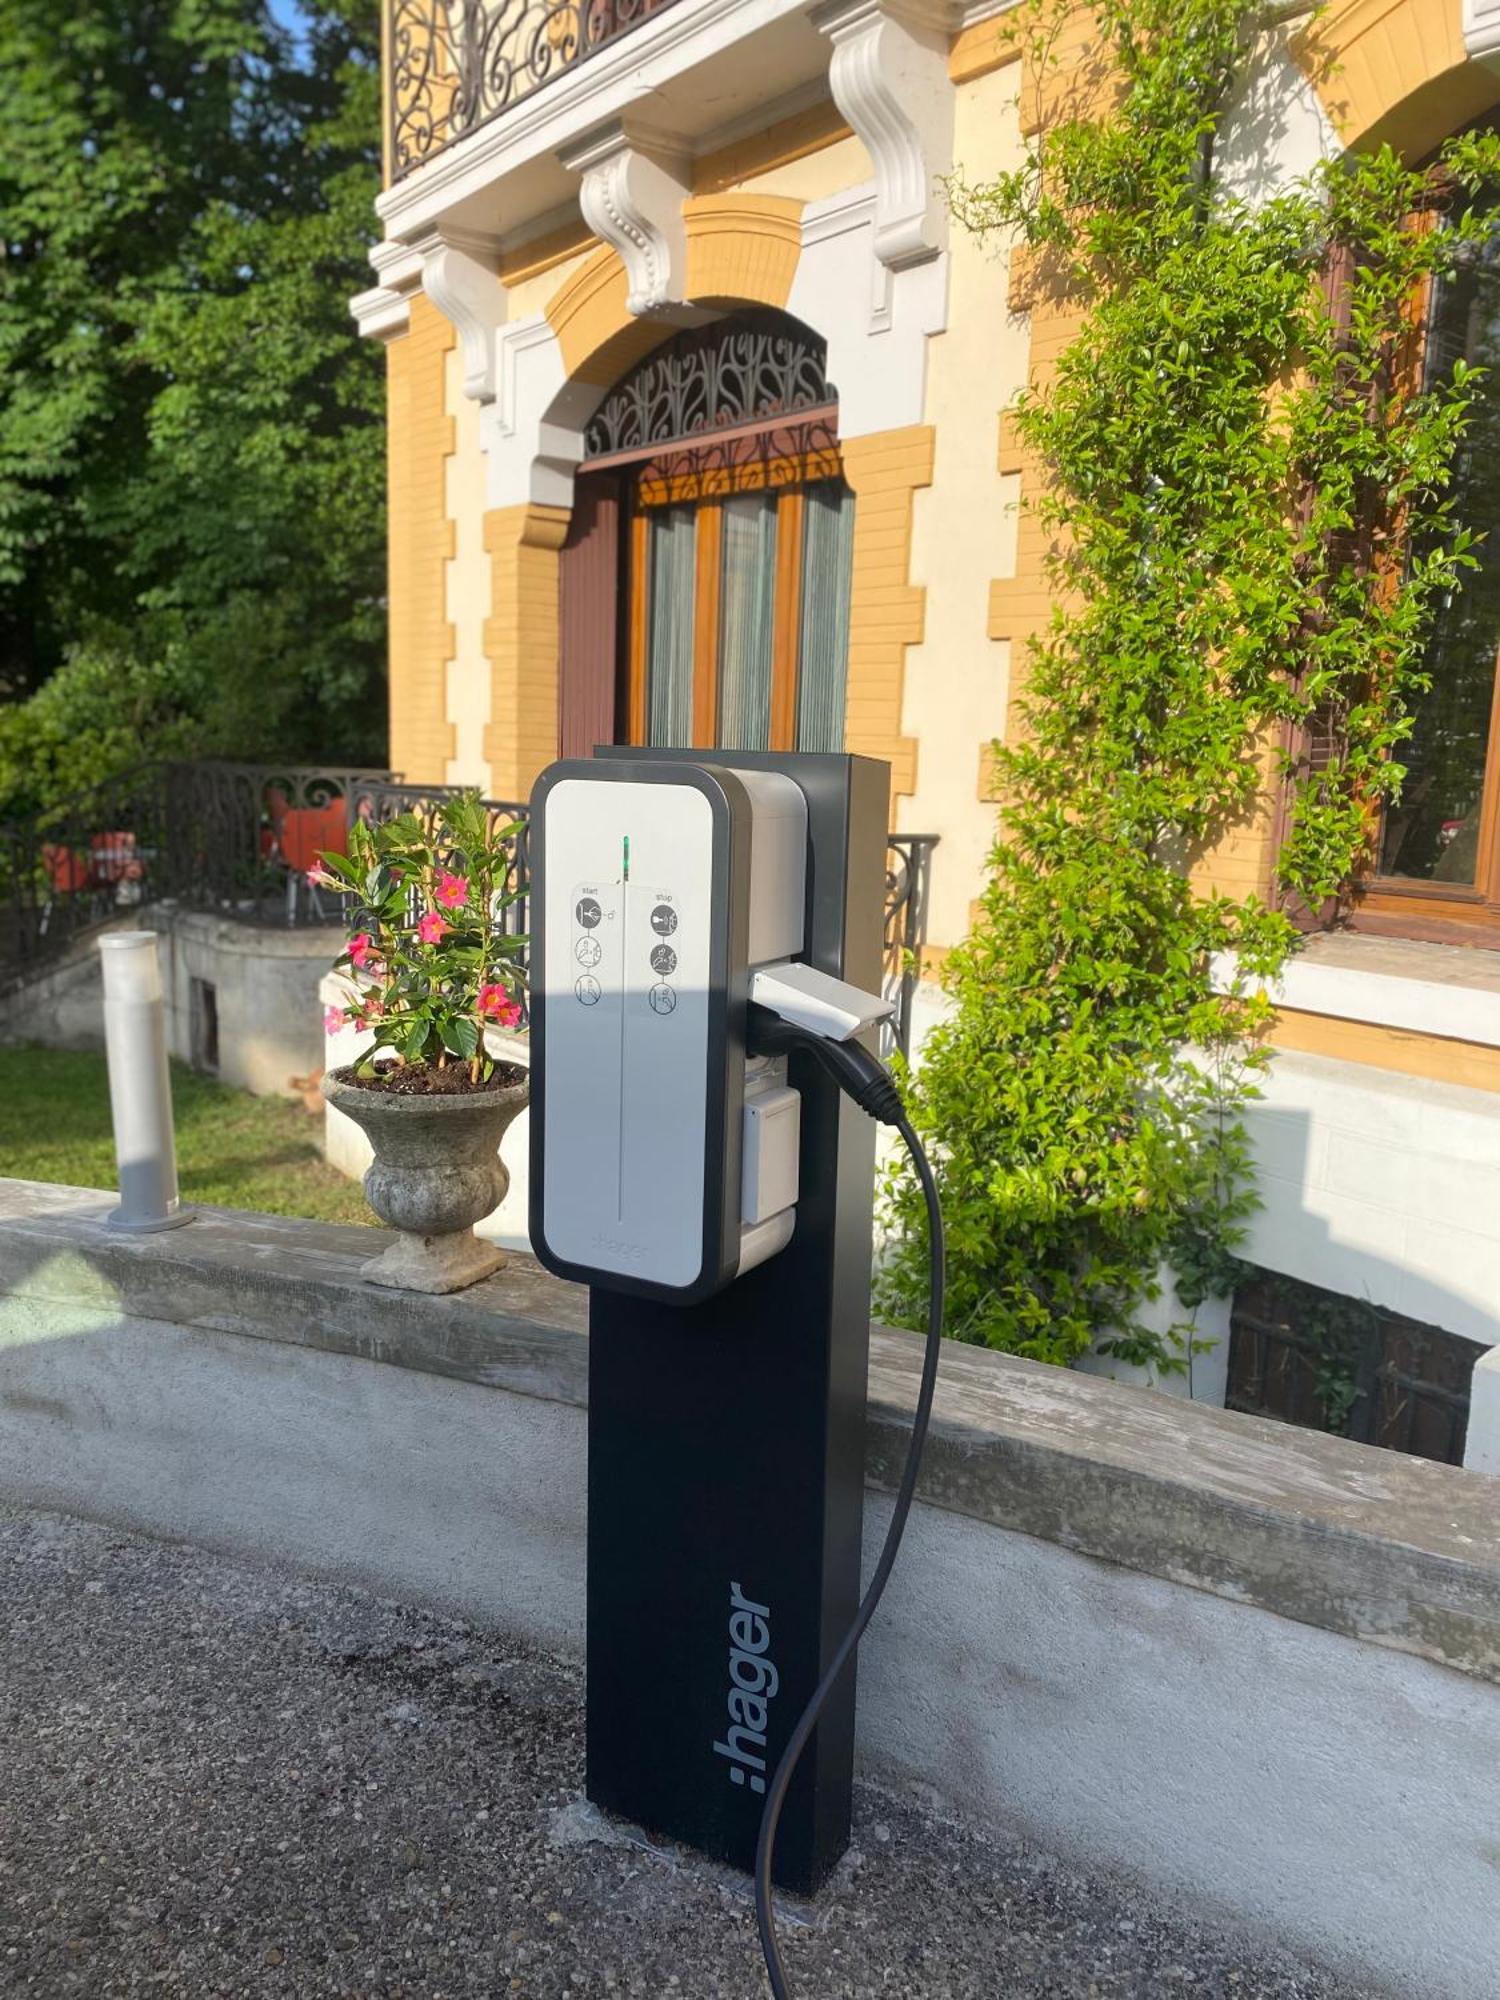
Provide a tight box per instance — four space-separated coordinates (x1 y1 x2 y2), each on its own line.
0 1506 1373 1999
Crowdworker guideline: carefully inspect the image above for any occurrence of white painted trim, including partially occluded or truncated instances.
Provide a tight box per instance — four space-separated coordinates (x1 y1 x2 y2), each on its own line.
813 0 957 270
351 239 426 342
420 230 507 402
800 178 878 244
371 239 426 287
350 284 414 342
790 187 945 425
798 181 894 330
693 75 836 156
1212 948 1500 1050
378 0 817 240
480 314 601 511
1464 1345 1500 1473
1465 0 1500 68
559 120 710 322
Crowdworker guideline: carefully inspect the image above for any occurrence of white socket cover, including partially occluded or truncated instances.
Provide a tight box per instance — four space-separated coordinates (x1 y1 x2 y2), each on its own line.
529 758 807 1304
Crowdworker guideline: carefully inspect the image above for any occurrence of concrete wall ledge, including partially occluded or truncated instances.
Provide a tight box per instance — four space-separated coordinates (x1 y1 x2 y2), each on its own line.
3 1177 1496 1689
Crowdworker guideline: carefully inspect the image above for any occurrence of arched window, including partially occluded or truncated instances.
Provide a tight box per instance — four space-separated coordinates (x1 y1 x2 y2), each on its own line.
1365 184 1500 937
557 311 856 759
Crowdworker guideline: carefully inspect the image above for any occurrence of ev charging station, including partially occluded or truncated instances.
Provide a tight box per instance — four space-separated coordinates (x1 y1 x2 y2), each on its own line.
528 748 896 1898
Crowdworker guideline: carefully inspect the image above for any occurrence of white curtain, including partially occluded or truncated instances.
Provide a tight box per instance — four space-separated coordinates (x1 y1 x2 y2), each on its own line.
647 506 696 747
796 481 854 752
716 493 778 751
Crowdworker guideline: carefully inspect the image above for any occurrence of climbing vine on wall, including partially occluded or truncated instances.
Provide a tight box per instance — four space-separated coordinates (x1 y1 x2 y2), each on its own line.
878 0 1500 1366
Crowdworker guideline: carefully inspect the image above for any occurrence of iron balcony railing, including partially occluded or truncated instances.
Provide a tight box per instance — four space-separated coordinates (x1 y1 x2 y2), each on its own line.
388 0 688 182
0 761 938 1058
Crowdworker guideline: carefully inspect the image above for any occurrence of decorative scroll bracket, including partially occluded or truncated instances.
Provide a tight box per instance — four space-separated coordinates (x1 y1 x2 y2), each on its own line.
419 228 507 402
560 121 708 321
813 0 957 272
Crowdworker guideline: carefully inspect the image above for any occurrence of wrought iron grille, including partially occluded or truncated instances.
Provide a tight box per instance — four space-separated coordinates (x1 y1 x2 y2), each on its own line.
1227 1268 1486 1466
389 0 686 181
1 764 937 1057
883 834 938 1061
0 764 173 983
582 312 835 460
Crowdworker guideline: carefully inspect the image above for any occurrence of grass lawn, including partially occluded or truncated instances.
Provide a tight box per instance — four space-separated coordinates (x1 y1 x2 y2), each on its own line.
0 1044 373 1227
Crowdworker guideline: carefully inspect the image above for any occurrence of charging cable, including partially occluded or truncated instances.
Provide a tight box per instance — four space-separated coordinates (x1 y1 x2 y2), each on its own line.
745 1007 947 2000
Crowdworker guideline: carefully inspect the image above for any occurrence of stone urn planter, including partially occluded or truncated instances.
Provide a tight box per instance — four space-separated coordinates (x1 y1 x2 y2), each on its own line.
322 1064 529 1294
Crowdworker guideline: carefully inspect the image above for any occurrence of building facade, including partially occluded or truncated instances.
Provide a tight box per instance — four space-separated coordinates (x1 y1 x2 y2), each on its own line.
356 0 1500 1417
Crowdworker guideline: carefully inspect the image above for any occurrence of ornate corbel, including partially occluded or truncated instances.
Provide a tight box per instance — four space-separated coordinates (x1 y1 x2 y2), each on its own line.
418 228 507 403
559 120 698 319
813 0 958 272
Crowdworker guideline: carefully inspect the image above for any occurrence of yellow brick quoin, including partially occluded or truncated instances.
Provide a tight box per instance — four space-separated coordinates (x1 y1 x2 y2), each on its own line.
386 296 457 784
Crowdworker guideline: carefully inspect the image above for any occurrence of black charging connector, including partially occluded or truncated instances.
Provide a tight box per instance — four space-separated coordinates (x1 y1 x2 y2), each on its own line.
743 1002 946 2000
745 1004 905 1126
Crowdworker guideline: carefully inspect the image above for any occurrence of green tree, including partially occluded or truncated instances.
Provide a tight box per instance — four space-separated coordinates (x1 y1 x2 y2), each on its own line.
0 0 384 815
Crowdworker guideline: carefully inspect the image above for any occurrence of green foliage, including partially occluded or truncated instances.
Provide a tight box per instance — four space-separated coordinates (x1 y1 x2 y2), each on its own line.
323 798 529 1081
0 0 384 813
878 0 1500 1365
0 642 199 821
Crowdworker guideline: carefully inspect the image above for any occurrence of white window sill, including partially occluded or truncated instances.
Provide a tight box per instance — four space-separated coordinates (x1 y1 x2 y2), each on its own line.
1212 933 1500 1052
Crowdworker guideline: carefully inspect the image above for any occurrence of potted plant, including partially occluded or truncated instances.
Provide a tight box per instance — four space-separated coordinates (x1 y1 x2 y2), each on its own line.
317 793 529 1294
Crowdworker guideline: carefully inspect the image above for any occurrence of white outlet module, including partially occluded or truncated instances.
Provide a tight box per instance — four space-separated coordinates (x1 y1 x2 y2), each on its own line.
530 757 808 1303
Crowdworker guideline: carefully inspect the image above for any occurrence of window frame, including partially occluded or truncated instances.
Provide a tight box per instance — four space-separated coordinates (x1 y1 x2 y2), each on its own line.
1282 197 1500 949
617 431 848 755
1357 203 1500 945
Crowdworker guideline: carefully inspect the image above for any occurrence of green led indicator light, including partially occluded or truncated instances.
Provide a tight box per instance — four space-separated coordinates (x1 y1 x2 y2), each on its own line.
622 835 630 882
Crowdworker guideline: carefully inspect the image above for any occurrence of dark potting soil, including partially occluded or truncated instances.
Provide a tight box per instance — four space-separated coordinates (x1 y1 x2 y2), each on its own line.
330 1060 527 1098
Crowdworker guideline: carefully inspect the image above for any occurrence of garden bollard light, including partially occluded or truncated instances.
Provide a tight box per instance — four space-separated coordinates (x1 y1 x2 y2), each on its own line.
97 931 195 1233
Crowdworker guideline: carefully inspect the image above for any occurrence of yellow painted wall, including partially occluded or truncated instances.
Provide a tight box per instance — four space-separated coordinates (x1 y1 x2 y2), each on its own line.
386 296 456 783
483 504 571 802
1296 0 1500 154
842 426 933 806
1271 1008 1500 1093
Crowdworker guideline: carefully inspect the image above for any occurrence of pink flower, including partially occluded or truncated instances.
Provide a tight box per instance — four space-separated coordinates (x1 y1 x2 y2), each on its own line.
348 931 376 969
307 860 336 889
359 996 385 1024
323 1005 350 1035
416 910 449 946
435 870 469 910
477 982 522 1028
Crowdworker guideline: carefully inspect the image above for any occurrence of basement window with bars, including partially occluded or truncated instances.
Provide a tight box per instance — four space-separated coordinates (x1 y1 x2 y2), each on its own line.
1228 1267 1486 1466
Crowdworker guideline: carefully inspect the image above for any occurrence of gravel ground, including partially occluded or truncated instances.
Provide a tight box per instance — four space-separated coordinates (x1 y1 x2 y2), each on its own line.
0 1506 1374 2000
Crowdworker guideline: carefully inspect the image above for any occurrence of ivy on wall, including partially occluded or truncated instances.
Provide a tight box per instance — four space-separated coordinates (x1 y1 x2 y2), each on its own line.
878 0 1500 1366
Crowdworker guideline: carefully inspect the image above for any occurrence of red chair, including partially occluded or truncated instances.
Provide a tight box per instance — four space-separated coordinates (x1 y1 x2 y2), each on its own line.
271 799 349 923
38 843 91 935
278 802 349 875
42 843 91 895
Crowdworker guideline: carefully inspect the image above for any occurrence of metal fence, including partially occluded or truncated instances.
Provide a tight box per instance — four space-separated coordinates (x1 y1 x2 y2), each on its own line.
388 0 688 181
0 761 938 1058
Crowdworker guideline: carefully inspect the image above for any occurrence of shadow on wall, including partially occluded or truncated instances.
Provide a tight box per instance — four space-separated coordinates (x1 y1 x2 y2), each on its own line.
1243 1092 1500 1351
1213 21 1335 209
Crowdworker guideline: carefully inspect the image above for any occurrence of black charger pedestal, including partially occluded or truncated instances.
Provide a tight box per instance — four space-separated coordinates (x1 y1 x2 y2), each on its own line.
584 750 890 1894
